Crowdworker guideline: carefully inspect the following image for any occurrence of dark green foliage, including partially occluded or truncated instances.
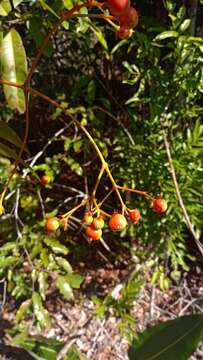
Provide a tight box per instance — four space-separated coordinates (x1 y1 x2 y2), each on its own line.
128 315 203 360
0 0 202 349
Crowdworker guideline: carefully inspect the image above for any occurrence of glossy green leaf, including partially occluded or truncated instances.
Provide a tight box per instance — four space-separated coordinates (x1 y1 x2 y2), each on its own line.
56 275 73 299
0 255 18 268
32 292 51 328
0 142 19 160
153 31 178 41
65 273 84 289
0 0 23 16
0 0 11 16
43 236 69 255
128 315 203 360
0 29 28 113
38 272 48 301
63 0 74 10
13 335 63 360
179 19 191 32
0 121 29 153
15 299 31 322
55 256 73 273
38 0 59 18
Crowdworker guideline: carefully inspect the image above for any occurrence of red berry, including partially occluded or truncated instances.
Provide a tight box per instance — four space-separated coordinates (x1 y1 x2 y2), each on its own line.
83 212 93 225
152 197 167 214
109 213 127 231
92 216 105 230
45 217 60 232
86 226 102 240
119 7 139 29
107 0 130 16
129 208 141 224
40 175 50 185
117 26 132 39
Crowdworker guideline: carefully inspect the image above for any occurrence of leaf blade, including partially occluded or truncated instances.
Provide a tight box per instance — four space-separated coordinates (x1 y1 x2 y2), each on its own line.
0 120 29 153
0 29 28 113
128 315 203 360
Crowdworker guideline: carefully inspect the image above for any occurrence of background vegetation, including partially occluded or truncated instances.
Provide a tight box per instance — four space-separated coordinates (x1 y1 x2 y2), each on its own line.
0 0 203 358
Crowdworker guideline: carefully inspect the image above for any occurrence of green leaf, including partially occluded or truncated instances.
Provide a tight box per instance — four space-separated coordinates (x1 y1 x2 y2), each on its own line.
32 292 51 329
29 17 53 57
55 256 73 273
14 335 63 360
0 121 29 153
10 327 29 346
65 273 84 289
0 255 18 268
66 345 89 359
38 272 48 301
0 29 28 113
88 22 109 57
128 315 203 360
15 299 31 322
179 19 191 32
63 0 74 10
153 31 178 41
86 80 96 105
0 0 24 15
0 142 20 160
56 275 73 299
0 0 10 16
43 236 69 255
66 157 83 176
0 242 16 252
38 0 59 18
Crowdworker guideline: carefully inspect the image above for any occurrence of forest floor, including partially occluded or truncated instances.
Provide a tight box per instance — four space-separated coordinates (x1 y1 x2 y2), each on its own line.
1 267 203 360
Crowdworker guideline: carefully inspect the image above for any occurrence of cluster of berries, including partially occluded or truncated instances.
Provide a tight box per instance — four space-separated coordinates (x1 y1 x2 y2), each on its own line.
107 0 139 39
44 196 167 241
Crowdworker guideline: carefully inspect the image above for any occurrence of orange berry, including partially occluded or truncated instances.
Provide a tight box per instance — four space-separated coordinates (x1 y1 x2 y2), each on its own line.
45 217 60 232
129 208 141 224
86 226 102 241
92 216 105 230
109 213 127 231
152 197 167 214
107 0 130 16
40 175 50 185
119 6 139 29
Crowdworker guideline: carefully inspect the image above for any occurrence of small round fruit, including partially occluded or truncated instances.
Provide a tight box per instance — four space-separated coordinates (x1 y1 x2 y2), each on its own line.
109 213 127 231
83 212 93 225
92 216 105 230
119 6 139 29
107 0 130 16
129 208 141 224
86 225 102 241
40 175 50 185
45 217 60 232
117 26 132 39
152 197 167 214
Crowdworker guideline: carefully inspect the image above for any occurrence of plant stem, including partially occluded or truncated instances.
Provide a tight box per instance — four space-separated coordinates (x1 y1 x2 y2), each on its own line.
115 185 153 200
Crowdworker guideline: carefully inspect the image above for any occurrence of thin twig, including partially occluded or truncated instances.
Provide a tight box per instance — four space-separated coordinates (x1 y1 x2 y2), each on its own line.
160 105 203 256
162 129 203 256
